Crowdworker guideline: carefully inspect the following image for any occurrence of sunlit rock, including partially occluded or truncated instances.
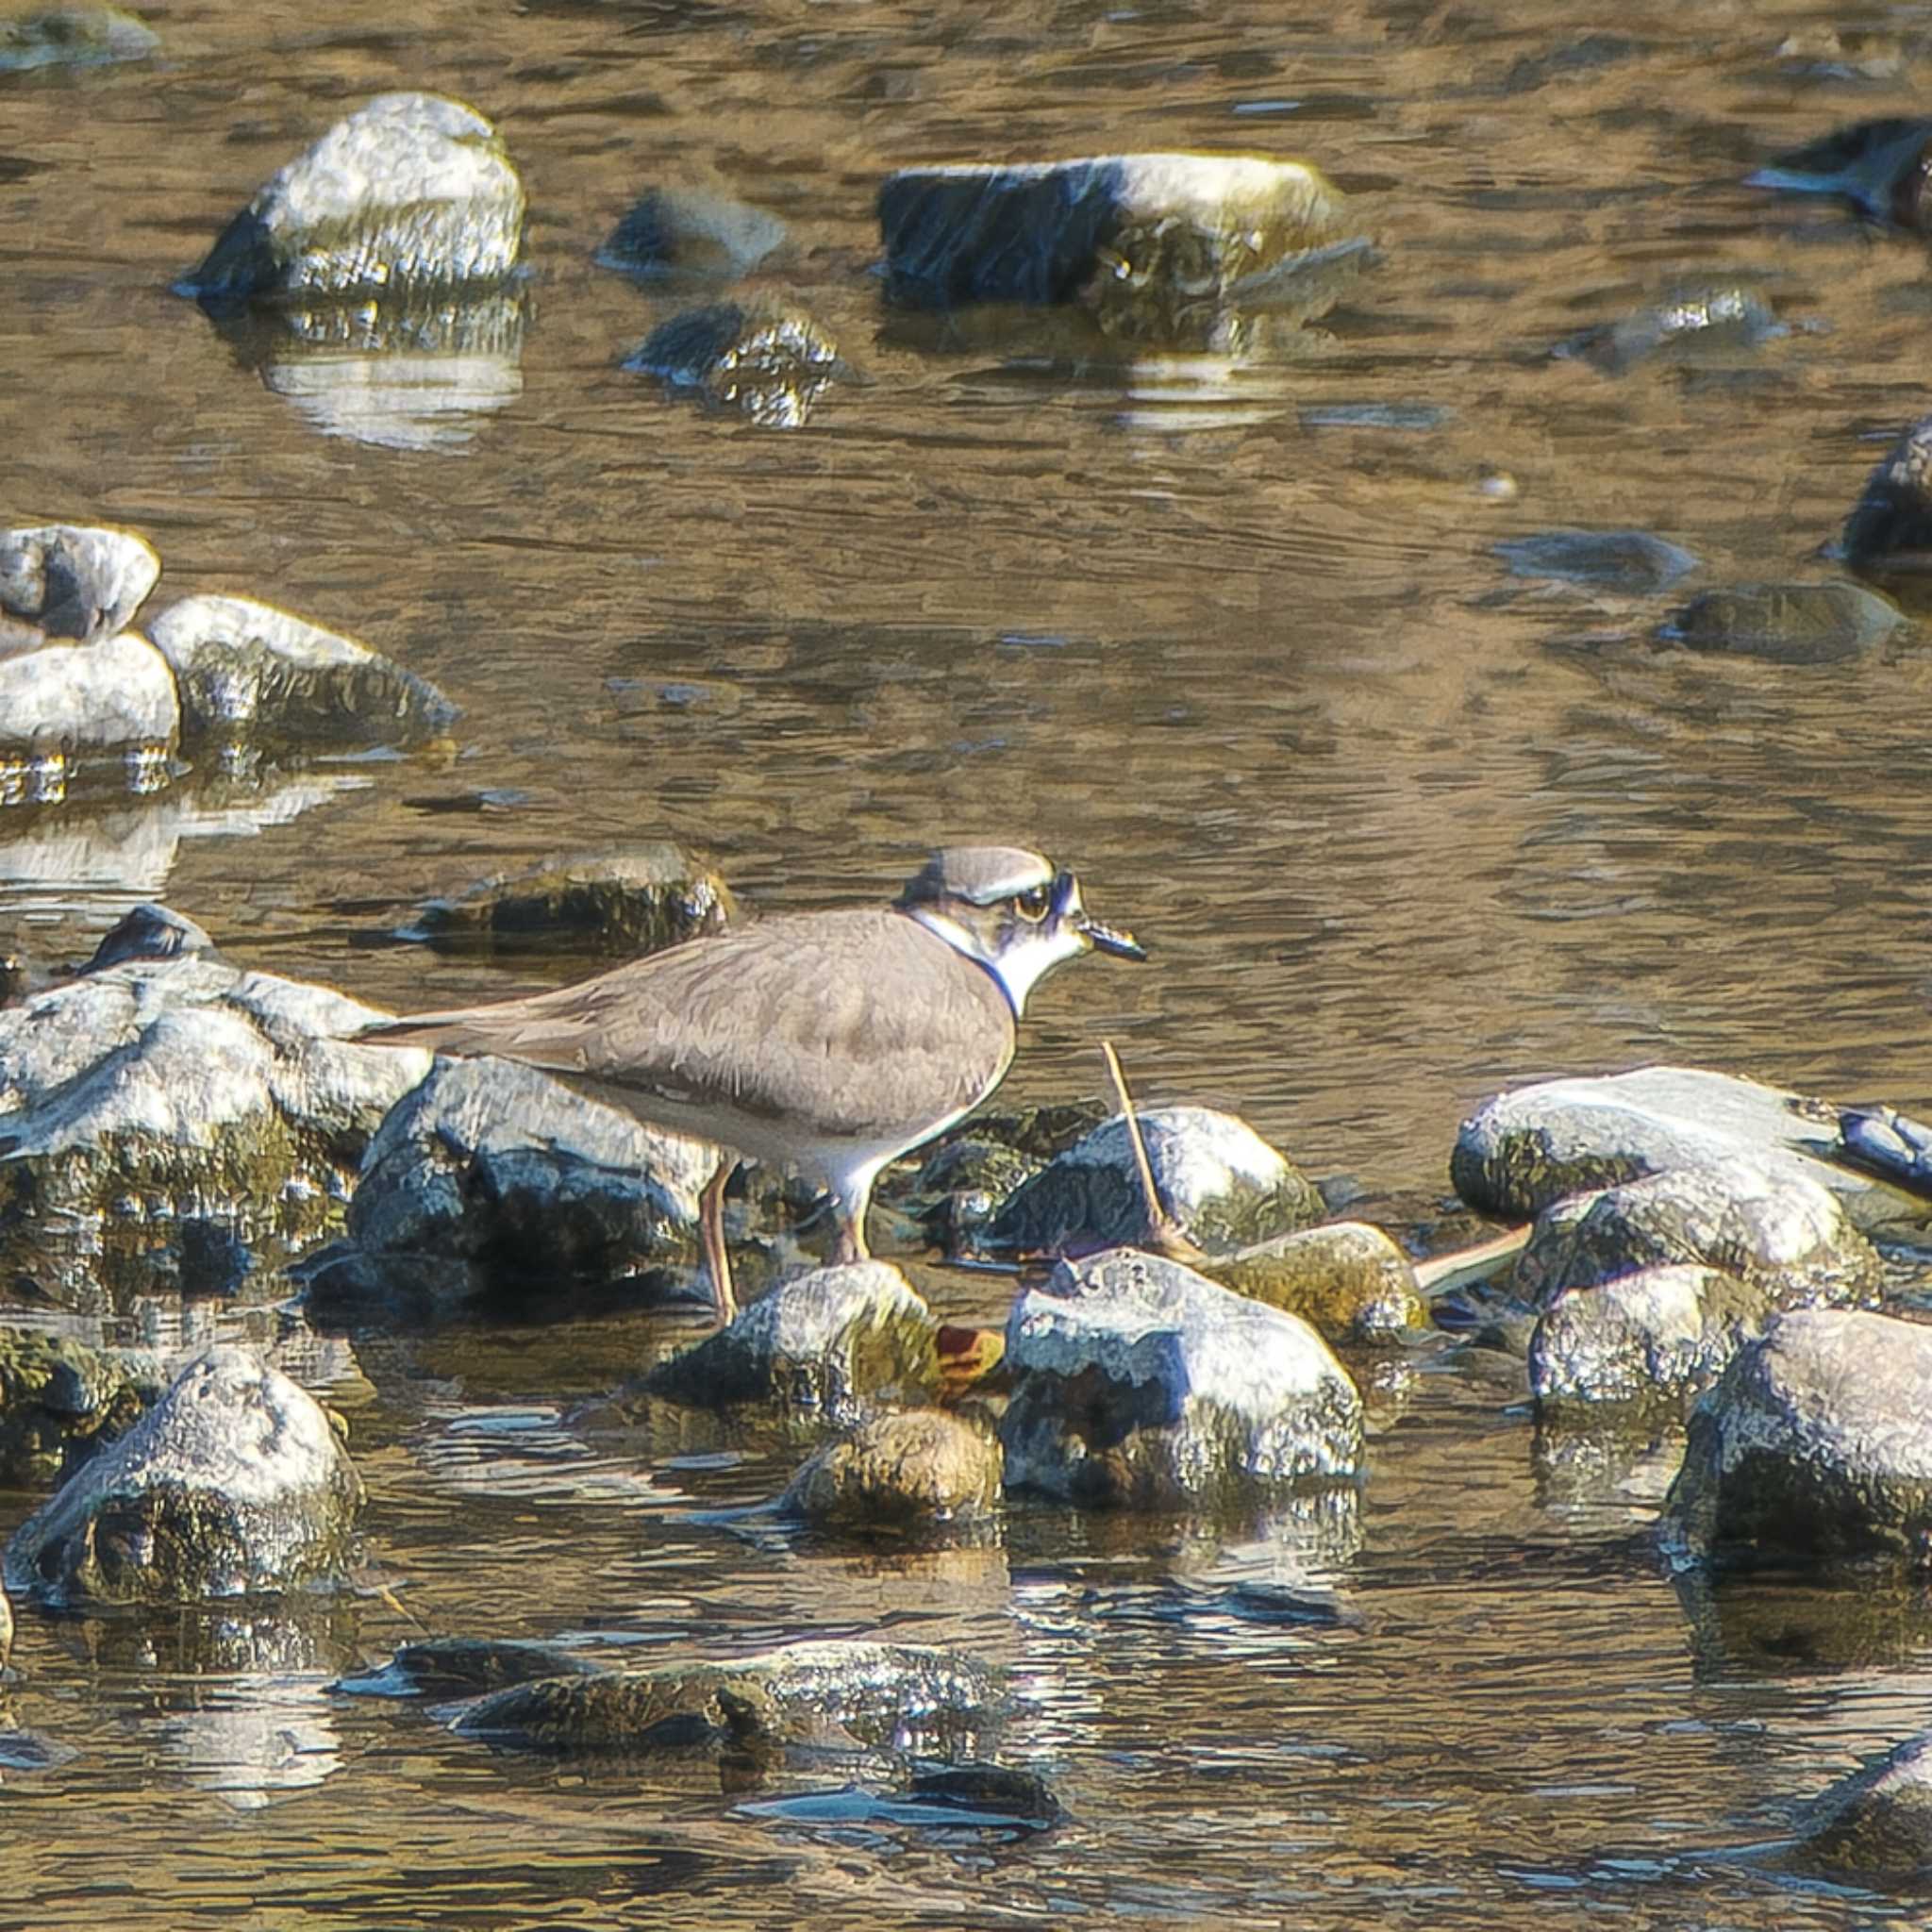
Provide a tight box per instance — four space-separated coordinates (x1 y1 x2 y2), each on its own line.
646 1261 941 1417
1000 1247 1364 1510
0 5 156 73
176 92 525 306
0 914 429 1307
1453 1065 1924 1234
1555 284 1782 375
0 523 158 654
148 593 457 746
0 633 177 771
1749 116 1932 229
399 842 733 956
1840 414 1932 573
0 1327 154 1485
986 1105 1324 1257
4 1344 362 1607
775 1407 1003 1535
1201 1220 1427 1343
624 300 843 427
1492 529 1699 593
1659 1309 1932 1571
596 185 788 281
1662 580 1907 663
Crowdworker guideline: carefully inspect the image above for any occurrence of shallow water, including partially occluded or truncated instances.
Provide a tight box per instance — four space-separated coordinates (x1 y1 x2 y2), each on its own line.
8 0 1932 1924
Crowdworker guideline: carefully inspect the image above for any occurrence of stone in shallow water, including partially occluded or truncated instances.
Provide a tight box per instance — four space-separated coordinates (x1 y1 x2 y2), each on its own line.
0 631 178 756
1749 117 1932 228
333 1637 602 1701
176 92 526 306
624 301 842 427
1662 580 1907 663
1199 1220 1427 1343
595 186 788 281
1492 529 1699 593
1556 284 1781 375
776 1407 1002 1534
0 523 158 653
148 593 457 745
1791 1729 1932 1881
0 5 157 73
1841 414 1932 573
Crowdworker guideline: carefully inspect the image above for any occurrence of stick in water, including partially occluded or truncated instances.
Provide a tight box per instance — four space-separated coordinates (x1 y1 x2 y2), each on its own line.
1101 1039 1203 1259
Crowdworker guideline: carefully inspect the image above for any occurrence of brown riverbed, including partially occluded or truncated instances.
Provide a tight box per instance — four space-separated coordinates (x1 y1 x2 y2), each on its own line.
7 0 1932 1924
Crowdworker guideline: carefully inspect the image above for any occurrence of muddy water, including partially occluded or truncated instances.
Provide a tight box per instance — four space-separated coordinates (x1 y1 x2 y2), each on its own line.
7 0 1932 1924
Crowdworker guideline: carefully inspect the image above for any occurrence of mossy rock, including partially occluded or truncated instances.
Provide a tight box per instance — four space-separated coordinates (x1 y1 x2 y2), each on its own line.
1200 1221 1426 1342
0 1328 152 1485
776 1408 1002 1535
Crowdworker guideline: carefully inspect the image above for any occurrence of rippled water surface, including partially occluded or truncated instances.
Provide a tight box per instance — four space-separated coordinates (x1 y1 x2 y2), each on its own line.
10 0 1932 1924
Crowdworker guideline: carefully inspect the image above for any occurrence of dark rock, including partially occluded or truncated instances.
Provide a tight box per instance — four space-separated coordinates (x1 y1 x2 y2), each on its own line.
624 301 843 428
776 1408 1002 1534
333 1636 602 1700
0 6 156 73
4 1344 362 1606
402 844 733 956
1660 1309 1932 1571
999 1247 1364 1510
84 902 213 971
1791 1729 1932 1881
894 1133 1044 1256
1749 117 1932 228
1493 529 1699 593
1199 1220 1428 1343
0 523 158 653
1841 416 1932 574
1453 1065 1924 1235
987 1106 1324 1258
176 92 526 307
595 186 788 280
646 1262 941 1417
903 1761 1060 1826
0 1327 152 1485
1556 285 1781 375
1663 580 1907 663
147 594 458 745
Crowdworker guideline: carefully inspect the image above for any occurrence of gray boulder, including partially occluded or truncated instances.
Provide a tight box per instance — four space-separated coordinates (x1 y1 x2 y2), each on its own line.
147 594 457 744
1842 412 1932 572
0 919 429 1307
595 186 788 281
646 1262 941 1417
1000 1247 1364 1509
0 6 158 71
4 1344 362 1607
0 523 158 653
0 631 178 760
1663 581 1907 664
177 92 526 306
775 1408 1002 1535
1791 1729 1932 1881
1660 1309 1932 1569
624 301 843 428
1453 1065 1923 1234
987 1106 1324 1258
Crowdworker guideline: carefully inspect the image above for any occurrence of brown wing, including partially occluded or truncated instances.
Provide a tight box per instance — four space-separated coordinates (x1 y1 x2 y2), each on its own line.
364 908 1018 1145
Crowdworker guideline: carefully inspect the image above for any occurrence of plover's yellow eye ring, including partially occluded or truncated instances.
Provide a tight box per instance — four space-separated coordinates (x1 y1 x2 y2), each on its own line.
1014 886 1050 922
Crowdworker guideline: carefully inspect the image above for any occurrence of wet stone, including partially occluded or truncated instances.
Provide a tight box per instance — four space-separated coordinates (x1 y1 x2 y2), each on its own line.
333 1637 602 1701
1662 580 1907 664
1200 1221 1428 1344
1841 414 1932 574
1749 117 1932 230
0 631 178 757
176 92 526 307
775 1407 1003 1535
0 1328 153 1486
147 594 458 745
1791 1730 1932 1882
623 301 843 428
1659 1309 1932 1571
400 843 734 956
595 186 788 281
1492 529 1699 593
999 1246 1365 1511
3 1344 363 1607
646 1262 941 1418
0 523 158 653
0 5 156 73
1557 284 1781 375
987 1106 1324 1258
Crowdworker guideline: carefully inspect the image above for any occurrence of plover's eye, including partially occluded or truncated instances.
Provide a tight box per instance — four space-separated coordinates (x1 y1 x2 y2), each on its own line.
1013 886 1050 922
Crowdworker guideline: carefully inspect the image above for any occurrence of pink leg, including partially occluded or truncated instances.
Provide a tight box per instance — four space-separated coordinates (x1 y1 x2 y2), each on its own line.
699 1157 738 1324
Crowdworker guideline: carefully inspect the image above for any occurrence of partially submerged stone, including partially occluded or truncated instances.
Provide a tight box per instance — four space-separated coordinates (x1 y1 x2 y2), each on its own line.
177 92 526 307
1492 529 1699 593
624 301 842 428
1556 285 1781 375
1790 1730 1932 1881
4 1344 362 1607
0 5 156 74
595 186 788 281
1749 117 1932 229
1660 1309 1932 1570
334 1636 601 1700
401 844 733 956
1200 1221 1427 1343
646 1262 941 1417
1662 580 1907 664
776 1408 1002 1535
1453 1065 1923 1235
0 631 178 760
0 523 158 653
147 594 457 745
1841 414 1932 573
453 1639 998 1755
1000 1247 1364 1510
987 1106 1324 1258
0 1328 152 1485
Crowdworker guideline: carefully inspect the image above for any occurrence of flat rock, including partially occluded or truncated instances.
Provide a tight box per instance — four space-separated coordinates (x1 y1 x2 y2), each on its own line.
400 843 733 956
595 186 788 281
1840 413 1932 573
1000 1246 1364 1510
0 5 156 73
1659 1309 1932 1570
776 1408 1002 1534
1662 580 1907 663
177 92 526 306
646 1262 941 1418
624 300 843 428
1492 529 1699 593
0 631 178 757
147 593 457 744
333 1636 602 1700
987 1106 1324 1258
4 1344 362 1607
0 523 158 653
1200 1220 1427 1343
1452 1065 1924 1235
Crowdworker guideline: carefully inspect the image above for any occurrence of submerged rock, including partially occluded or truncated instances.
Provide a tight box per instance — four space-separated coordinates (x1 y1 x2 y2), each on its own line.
1200 1221 1428 1343
1453 1065 1921 1235
0 5 156 73
176 92 526 307
1662 580 1907 664
333 1636 601 1700
1791 1730 1932 1881
1492 529 1699 593
400 844 733 956
596 186 788 281
1749 117 1932 229
0 630 178 758
147 594 457 745
1556 284 1781 375
624 301 843 428
1660 1309 1932 1570
4 1344 362 1607
1840 414 1932 573
986 1106 1324 1258
453 1639 998 1755
0 523 158 653
1000 1247 1363 1510
646 1262 941 1417
0 917 429 1307
776 1408 1002 1535
0 1328 153 1485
